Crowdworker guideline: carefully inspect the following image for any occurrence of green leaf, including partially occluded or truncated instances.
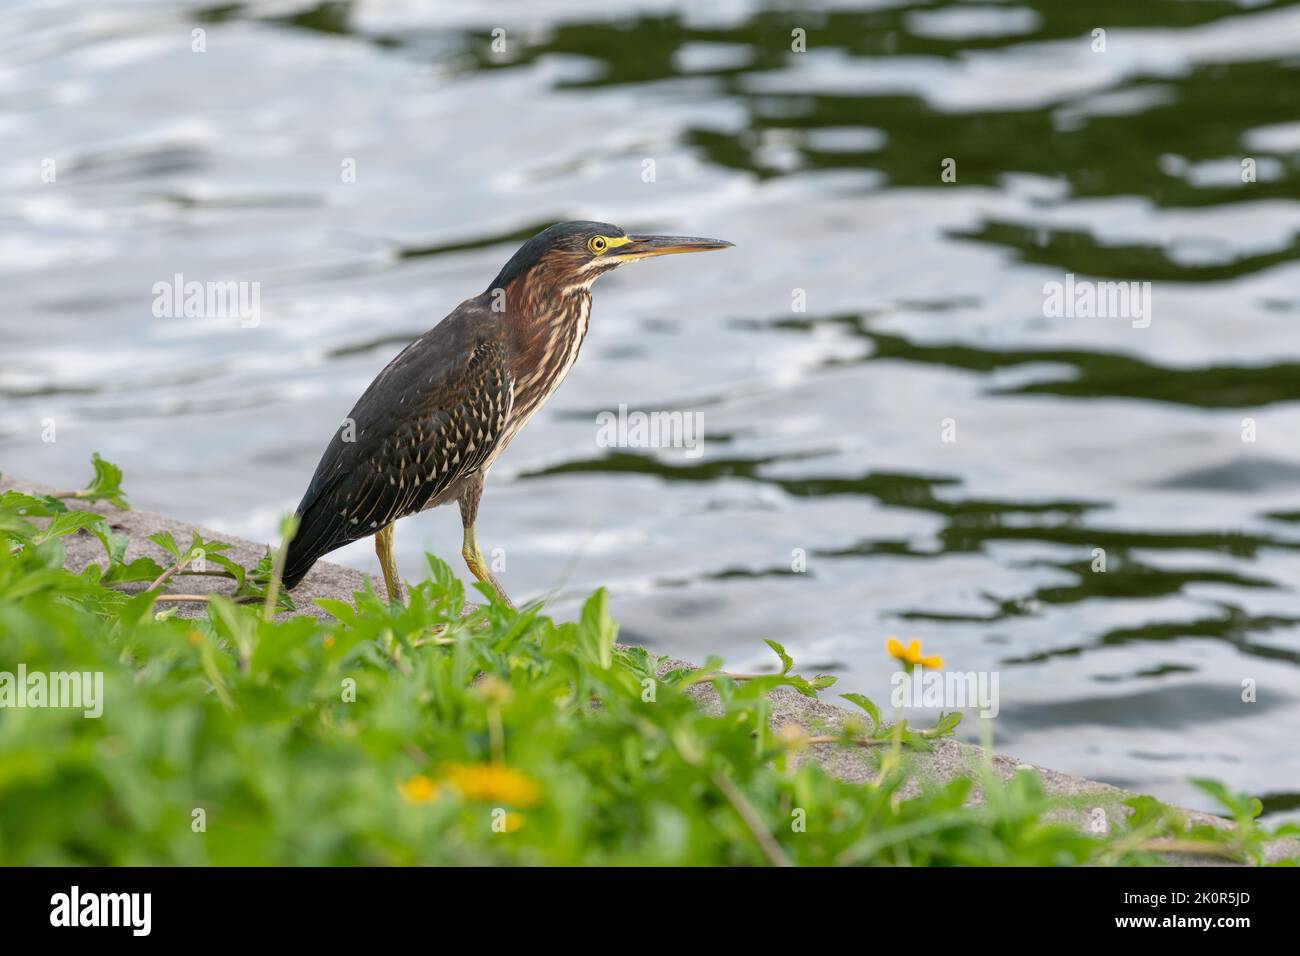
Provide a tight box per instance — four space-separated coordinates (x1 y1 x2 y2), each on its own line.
315 598 358 624
577 588 616 670
117 589 159 627
764 638 794 675
1191 778 1261 823
931 711 964 737
148 531 181 559
184 531 234 566
32 510 109 547
203 552 247 588
101 556 166 584
0 491 67 517
782 675 821 698
841 692 882 729
71 453 129 510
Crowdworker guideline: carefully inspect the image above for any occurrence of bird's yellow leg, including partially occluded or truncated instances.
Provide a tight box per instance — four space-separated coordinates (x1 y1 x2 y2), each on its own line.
462 525 514 610
374 523 405 604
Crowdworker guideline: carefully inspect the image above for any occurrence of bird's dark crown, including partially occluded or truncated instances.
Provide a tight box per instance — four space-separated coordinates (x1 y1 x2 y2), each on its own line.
489 220 625 290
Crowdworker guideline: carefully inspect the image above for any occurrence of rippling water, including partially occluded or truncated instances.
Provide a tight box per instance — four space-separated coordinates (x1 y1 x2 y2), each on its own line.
3 0 1300 819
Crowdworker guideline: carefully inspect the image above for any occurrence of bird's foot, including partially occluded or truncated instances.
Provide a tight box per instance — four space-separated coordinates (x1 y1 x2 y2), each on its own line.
462 525 515 611
375 523 406 605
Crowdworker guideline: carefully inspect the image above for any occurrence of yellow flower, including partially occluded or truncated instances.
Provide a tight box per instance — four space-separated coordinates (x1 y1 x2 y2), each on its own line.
443 763 541 807
397 774 440 805
886 637 943 669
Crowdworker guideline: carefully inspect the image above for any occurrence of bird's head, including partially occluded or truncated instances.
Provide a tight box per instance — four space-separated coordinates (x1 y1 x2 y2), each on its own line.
489 220 733 294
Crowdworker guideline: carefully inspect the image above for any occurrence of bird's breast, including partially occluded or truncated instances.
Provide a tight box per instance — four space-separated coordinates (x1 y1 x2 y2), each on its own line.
492 290 592 463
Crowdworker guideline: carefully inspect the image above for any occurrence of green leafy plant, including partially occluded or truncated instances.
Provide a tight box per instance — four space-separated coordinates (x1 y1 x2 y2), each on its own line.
52 452 129 510
0 456 1294 866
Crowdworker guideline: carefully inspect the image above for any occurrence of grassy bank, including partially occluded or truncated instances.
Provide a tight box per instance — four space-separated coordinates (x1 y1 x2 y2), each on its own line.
0 457 1293 865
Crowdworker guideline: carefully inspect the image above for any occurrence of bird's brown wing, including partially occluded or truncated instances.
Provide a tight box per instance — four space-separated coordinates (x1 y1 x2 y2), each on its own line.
282 301 513 588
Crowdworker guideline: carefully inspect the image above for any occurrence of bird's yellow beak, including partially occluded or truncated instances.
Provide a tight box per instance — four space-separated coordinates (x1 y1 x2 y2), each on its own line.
613 235 734 260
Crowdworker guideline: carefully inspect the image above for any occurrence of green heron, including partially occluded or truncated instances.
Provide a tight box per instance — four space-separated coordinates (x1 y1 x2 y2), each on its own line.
280 221 733 606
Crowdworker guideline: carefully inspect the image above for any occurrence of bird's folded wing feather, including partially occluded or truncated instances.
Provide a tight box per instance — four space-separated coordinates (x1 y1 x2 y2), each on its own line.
287 308 514 566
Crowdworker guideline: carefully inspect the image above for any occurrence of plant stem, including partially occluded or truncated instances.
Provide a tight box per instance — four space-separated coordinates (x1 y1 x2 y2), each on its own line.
807 735 889 747
710 770 792 868
147 554 193 592
152 594 259 605
693 671 764 682
263 529 294 621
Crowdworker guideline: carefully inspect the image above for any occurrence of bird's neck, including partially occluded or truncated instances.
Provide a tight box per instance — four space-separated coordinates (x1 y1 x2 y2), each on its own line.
503 275 594 414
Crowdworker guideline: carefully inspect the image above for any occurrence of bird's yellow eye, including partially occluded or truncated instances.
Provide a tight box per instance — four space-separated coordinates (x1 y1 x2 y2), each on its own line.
588 235 609 254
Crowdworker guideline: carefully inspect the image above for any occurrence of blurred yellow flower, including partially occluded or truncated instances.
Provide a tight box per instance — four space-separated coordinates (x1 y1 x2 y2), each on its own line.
443 763 541 807
499 811 527 833
475 674 511 705
886 637 943 669
397 774 439 805
774 722 810 752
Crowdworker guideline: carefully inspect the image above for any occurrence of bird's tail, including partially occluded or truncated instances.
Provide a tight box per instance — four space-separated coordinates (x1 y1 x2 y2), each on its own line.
279 498 347 591
279 530 318 591
280 549 313 591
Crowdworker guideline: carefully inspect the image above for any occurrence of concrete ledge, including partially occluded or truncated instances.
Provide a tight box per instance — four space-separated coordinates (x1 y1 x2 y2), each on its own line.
5 476 1295 865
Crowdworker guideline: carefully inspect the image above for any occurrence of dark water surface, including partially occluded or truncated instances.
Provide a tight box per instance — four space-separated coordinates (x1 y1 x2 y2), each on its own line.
3 0 1300 818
